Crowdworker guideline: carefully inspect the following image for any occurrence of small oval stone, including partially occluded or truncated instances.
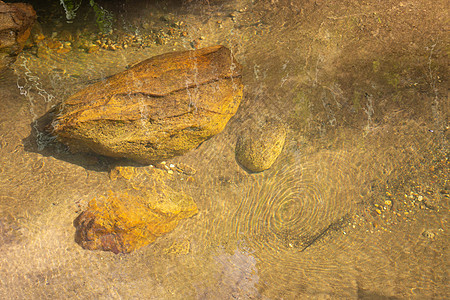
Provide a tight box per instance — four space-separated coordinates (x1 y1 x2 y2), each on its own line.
235 117 287 173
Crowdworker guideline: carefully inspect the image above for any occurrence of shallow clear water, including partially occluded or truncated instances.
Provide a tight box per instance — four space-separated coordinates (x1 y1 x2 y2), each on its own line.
0 0 448 299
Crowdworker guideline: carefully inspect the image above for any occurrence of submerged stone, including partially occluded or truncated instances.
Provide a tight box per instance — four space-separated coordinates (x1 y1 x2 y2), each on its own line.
0 1 36 70
74 168 198 254
51 45 243 163
235 118 287 173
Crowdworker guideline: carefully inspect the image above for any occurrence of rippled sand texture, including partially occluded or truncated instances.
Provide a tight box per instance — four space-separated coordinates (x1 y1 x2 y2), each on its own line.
0 0 448 299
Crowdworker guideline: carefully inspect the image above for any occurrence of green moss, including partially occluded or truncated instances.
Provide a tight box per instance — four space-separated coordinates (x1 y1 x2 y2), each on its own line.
59 0 114 33
392 91 403 102
89 0 114 33
59 0 80 21
383 72 400 89
352 91 362 111
292 92 311 128
372 60 380 73
298 99 311 120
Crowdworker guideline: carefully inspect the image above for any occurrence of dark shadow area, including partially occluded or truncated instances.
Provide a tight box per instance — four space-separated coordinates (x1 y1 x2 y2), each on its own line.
7 0 212 33
21 104 142 172
357 286 401 300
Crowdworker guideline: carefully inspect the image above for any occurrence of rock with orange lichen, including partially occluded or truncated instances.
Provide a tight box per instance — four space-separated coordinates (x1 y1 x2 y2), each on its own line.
50 45 243 164
74 169 198 254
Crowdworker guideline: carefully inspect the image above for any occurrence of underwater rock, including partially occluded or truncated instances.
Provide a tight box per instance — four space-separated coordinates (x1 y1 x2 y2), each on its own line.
0 1 36 70
74 168 198 254
51 45 243 163
235 118 287 173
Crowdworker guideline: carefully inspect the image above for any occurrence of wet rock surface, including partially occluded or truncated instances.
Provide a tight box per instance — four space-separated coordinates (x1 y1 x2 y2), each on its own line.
235 118 287 173
74 167 198 254
0 1 36 70
51 45 243 164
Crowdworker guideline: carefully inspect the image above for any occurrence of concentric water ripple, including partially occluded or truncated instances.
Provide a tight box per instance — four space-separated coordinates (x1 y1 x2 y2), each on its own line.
231 145 364 255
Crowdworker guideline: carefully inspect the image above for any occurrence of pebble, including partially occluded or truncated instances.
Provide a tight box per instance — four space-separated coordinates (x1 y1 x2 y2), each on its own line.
52 68 65 74
175 163 196 176
56 47 71 54
422 230 435 239
190 40 199 49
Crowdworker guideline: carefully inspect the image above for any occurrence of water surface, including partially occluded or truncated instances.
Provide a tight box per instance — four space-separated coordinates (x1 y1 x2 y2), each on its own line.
0 0 448 298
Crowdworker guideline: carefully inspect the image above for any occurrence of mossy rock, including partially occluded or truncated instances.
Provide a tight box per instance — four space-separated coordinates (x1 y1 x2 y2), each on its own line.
51 45 243 163
235 118 287 173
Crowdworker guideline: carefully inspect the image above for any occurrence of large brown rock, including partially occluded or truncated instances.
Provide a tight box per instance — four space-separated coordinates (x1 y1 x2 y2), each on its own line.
51 45 243 163
0 1 36 70
74 167 198 254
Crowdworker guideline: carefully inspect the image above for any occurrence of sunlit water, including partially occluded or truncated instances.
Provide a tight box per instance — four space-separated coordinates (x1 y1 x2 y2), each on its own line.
0 0 448 299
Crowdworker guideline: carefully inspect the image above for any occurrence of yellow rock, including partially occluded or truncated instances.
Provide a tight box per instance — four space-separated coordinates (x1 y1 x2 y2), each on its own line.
51 45 243 164
74 168 198 254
